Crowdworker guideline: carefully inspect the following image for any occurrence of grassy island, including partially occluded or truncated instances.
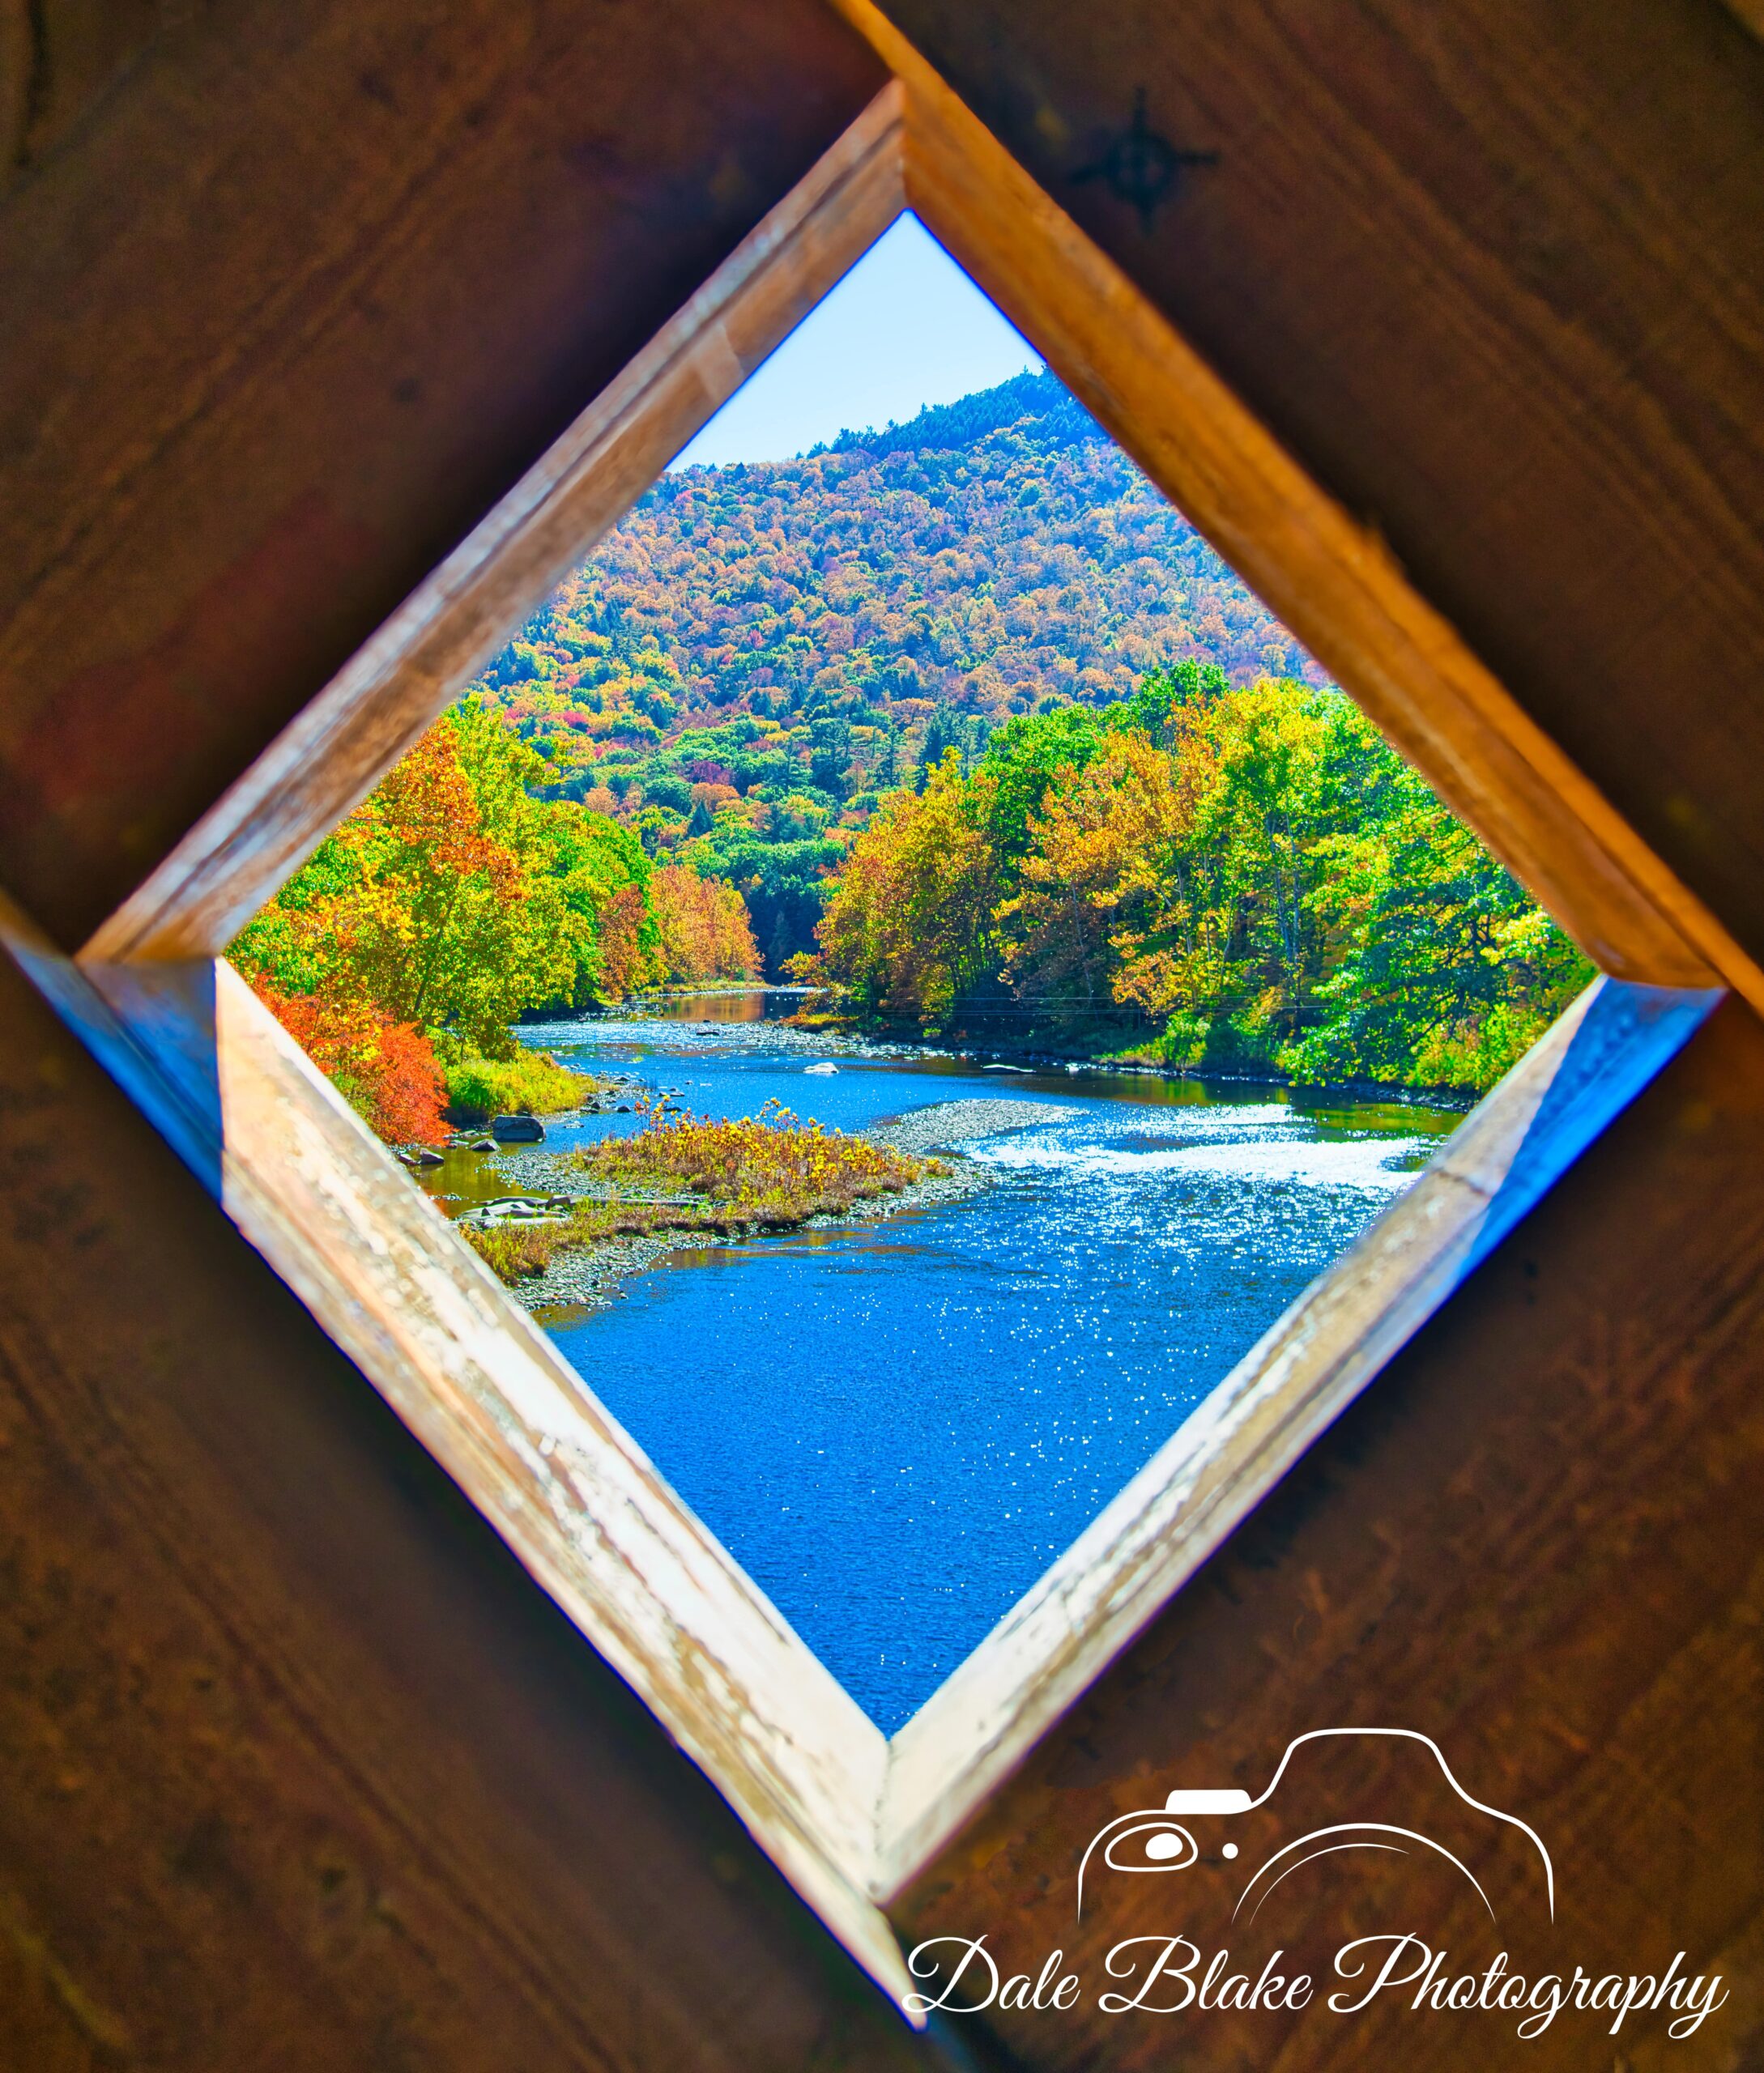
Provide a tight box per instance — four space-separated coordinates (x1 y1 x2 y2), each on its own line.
462 1097 941 1283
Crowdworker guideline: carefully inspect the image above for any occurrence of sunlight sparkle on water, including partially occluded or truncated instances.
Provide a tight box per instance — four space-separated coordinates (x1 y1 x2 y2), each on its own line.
526 996 1456 1730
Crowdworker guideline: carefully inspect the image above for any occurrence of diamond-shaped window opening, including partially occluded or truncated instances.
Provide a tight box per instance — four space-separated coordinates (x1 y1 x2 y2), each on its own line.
223 205 1498 1730
29 69 1727 2016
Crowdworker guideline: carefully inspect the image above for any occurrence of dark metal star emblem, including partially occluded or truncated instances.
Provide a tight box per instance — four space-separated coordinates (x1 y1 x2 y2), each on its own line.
1073 88 1218 230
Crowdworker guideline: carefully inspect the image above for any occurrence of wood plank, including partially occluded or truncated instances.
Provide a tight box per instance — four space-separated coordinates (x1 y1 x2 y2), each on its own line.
4 7 1761 2069
83 87 905 964
838 0 1764 991
1 896 910 2003
876 975 1721 1895
888 993 1764 2069
50 900 1728 1956
0 0 886 948
0 930 947 2071
0 0 167 194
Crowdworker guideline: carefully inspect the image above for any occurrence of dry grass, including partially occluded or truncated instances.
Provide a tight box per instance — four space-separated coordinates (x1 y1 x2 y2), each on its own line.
462 1221 574 1282
459 1096 942 1283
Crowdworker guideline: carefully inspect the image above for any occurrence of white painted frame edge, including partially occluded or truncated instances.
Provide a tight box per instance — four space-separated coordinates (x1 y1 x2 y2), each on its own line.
6 909 1720 1989
2 896 910 2005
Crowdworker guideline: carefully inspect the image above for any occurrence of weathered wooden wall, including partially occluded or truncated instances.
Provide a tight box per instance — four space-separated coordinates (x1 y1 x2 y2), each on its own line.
1 0 1761 2067
847 23 1764 2055
1 0 166 191
0 0 884 947
0 945 941 2071
0 5 926 2064
891 994 1764 2070
859 0 1764 974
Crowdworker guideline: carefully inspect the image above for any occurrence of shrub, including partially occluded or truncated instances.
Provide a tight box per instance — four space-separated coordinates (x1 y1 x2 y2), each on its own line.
563 1096 937 1228
252 983 449 1144
461 1098 942 1283
1150 1010 1212 1070
460 1222 570 1281
443 1049 599 1122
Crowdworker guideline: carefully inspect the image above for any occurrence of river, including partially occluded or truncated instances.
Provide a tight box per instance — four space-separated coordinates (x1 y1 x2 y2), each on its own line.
423 990 1460 1731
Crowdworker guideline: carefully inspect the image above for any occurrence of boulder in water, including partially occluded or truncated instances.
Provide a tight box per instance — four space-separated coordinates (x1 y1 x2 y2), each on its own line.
803 1062 838 1076
492 1113 545 1143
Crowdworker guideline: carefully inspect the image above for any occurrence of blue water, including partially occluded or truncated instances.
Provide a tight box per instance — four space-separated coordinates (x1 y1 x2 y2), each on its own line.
509 994 1457 1732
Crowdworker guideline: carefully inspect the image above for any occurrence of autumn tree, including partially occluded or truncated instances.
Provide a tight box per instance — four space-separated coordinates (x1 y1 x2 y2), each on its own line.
812 671 1590 1092
998 733 1195 1024
233 707 570 1058
816 751 1003 1028
229 696 760 1141
258 986 450 1144
1285 751 1591 1088
650 863 761 982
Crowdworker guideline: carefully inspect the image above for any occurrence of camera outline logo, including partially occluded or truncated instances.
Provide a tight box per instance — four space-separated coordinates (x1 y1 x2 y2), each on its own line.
1075 1727 1555 1930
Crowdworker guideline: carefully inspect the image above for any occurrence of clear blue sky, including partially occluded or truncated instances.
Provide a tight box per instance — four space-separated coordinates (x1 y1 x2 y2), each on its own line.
669 213 1042 470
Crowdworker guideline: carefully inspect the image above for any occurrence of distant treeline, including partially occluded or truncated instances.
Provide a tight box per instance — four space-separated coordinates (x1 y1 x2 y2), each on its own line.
810 367 1105 466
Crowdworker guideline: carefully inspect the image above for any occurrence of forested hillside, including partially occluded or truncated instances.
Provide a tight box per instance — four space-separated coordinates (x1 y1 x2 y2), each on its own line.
484 368 1310 753
466 367 1318 964
231 367 1589 1120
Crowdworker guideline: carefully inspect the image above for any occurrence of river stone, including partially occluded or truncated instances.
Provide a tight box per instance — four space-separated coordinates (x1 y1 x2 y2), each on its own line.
469 1138 496 1152
411 1147 445 1167
492 1113 545 1143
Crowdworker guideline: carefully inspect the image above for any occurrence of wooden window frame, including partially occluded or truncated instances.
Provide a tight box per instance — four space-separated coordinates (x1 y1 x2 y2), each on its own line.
5 31 1741 2018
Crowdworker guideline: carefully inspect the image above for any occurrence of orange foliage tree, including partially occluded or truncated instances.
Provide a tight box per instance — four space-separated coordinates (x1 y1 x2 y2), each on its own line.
254 984 449 1144
649 862 761 982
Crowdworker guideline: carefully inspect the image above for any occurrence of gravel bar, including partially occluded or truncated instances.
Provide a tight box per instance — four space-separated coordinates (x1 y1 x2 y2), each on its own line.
478 1097 1079 1317
865 1098 1080 1155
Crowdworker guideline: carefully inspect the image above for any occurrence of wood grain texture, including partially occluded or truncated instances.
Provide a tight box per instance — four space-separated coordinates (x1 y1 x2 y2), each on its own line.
4 6 1762 2066
0 0 886 948
0 0 166 191
888 993 1764 2070
83 87 906 964
0 930 947 2073
14 927 905 1999
828 0 1757 1009
877 977 1721 1896
849 0 1764 986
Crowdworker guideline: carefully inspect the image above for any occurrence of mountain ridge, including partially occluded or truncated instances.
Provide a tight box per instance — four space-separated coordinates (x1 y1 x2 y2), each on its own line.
474 364 1319 768
809 366 1103 464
